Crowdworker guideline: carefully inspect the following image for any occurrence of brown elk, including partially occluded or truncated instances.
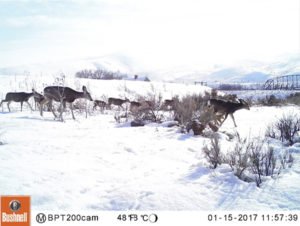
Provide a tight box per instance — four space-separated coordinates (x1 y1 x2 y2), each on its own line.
130 101 141 111
0 89 38 112
208 98 250 127
39 86 93 120
163 99 176 110
142 100 154 109
33 91 45 110
107 97 129 109
164 99 174 106
93 100 107 111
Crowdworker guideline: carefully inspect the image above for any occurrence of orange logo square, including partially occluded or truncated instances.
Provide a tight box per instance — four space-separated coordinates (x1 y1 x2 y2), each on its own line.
1 196 30 226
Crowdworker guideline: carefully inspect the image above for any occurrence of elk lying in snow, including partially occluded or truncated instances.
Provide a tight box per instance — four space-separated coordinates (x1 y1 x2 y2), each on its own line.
40 86 93 120
93 100 107 111
107 97 129 109
0 89 39 112
208 98 250 127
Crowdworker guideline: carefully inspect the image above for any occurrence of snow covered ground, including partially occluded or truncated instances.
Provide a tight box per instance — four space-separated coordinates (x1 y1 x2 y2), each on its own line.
0 75 300 211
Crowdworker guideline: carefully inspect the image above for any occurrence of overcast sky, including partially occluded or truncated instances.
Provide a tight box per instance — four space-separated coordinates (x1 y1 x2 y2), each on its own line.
0 0 299 70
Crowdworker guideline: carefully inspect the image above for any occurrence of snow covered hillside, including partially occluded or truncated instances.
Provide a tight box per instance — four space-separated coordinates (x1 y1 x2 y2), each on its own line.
0 74 300 211
0 53 299 84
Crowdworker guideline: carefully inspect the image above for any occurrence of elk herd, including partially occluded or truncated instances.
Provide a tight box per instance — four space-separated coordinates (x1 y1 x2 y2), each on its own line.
0 85 250 127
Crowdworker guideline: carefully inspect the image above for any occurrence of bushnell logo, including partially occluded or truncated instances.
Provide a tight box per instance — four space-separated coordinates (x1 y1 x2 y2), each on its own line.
1 196 30 226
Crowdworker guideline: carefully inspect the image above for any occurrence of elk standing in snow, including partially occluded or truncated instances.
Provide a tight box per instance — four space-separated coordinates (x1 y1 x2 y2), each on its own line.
93 100 107 111
39 86 93 120
107 97 129 109
0 89 39 112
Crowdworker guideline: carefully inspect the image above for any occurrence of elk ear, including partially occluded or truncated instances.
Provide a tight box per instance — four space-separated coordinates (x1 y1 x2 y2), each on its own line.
82 86 87 92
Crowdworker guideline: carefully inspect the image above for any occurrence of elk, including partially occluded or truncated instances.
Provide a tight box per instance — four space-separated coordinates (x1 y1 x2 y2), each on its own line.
208 98 250 127
141 100 154 109
164 99 174 107
163 99 176 110
39 86 93 120
130 101 141 111
93 100 107 111
33 91 45 110
145 100 153 107
0 89 38 112
107 97 129 109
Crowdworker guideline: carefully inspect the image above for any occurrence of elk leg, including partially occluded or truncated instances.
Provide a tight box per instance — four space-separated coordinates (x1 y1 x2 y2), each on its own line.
214 113 224 126
70 103 75 120
26 101 33 111
40 98 49 116
21 102 23 111
220 113 228 126
230 113 237 127
40 100 45 116
59 101 64 120
49 100 57 118
7 101 11 112
0 100 6 111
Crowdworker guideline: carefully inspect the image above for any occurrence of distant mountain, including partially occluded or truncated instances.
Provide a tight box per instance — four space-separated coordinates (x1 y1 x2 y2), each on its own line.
0 53 299 84
237 72 270 83
0 54 137 78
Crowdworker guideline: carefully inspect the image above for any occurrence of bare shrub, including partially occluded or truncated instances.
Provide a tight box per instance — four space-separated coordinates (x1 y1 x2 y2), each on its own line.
211 88 218 99
53 73 66 86
75 69 126 80
169 92 222 134
265 113 300 145
285 92 300 106
198 105 216 125
203 135 223 169
202 131 294 187
172 93 210 126
130 92 166 123
226 137 252 180
72 99 92 118
244 96 254 107
279 151 294 170
265 125 277 139
224 135 285 187
249 143 277 187
222 93 238 102
256 95 284 106
263 147 277 177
